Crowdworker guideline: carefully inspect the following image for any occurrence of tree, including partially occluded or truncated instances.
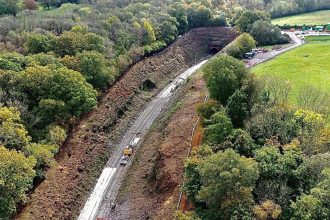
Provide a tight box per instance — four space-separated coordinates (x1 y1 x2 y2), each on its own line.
197 100 222 121
0 146 36 219
222 129 258 157
247 105 298 145
297 84 330 115
255 145 303 180
203 55 248 105
76 51 114 90
24 33 55 54
253 200 282 220
197 149 259 219
294 109 326 155
204 110 233 146
187 4 213 29
39 0 60 10
17 65 97 120
33 99 68 127
83 33 106 54
46 67 97 116
170 3 188 34
0 52 28 71
53 31 83 56
184 144 213 205
24 143 58 176
47 125 67 145
24 0 38 10
0 0 19 16
254 145 304 206
235 10 271 33
142 20 156 45
296 153 330 192
159 21 178 44
291 168 330 220
250 20 289 46
225 33 256 59
0 107 31 150
226 90 249 128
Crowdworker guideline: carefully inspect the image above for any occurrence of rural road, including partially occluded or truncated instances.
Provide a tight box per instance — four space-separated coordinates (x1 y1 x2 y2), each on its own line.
78 60 208 220
246 32 304 67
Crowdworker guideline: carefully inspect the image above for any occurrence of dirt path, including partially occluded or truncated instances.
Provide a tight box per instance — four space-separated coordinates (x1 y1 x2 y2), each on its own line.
110 75 206 220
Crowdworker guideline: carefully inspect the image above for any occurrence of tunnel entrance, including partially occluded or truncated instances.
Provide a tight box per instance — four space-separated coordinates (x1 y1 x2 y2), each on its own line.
141 79 156 91
209 47 219 54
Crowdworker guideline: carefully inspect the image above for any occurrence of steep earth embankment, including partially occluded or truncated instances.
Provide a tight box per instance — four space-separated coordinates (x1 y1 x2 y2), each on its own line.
18 27 237 220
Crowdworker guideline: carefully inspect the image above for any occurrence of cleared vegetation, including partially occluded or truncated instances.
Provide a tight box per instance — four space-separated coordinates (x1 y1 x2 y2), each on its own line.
272 10 330 25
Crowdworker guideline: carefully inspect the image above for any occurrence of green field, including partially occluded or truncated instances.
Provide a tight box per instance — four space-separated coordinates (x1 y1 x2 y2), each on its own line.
272 10 330 26
252 37 330 105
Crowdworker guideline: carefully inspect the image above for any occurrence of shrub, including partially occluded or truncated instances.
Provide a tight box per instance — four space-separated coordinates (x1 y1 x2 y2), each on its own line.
197 100 222 121
225 33 256 59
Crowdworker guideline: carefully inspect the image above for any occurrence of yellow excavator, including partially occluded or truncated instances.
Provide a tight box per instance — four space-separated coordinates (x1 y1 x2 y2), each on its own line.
123 146 133 156
120 146 133 166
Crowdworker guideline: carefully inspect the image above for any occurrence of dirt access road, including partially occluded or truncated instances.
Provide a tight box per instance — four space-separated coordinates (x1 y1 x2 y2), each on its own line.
246 32 304 67
78 61 208 220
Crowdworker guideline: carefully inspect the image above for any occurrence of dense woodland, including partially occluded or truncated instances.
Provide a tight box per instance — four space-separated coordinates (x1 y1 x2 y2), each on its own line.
0 0 329 219
180 53 330 220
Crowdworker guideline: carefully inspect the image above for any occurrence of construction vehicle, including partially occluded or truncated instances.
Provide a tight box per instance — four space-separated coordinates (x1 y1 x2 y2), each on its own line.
120 155 128 166
123 146 133 156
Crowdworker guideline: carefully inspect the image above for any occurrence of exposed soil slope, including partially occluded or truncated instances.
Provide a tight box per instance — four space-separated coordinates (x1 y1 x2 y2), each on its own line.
17 27 237 220
112 75 206 220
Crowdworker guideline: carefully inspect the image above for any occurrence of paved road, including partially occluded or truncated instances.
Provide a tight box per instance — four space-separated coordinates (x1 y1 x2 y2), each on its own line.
78 60 208 220
246 32 304 67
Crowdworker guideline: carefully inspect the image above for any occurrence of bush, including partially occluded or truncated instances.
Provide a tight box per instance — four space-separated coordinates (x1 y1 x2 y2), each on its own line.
197 100 222 121
25 33 55 54
78 7 92 17
225 33 256 59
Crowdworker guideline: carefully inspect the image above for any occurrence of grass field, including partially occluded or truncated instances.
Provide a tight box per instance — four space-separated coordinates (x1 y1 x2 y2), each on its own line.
252 37 330 105
272 10 330 26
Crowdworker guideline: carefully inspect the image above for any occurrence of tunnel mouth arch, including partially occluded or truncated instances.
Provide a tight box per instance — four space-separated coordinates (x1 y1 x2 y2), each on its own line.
141 79 156 91
209 47 219 54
